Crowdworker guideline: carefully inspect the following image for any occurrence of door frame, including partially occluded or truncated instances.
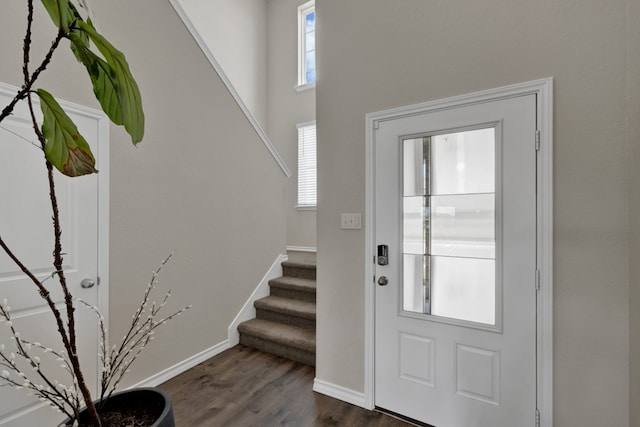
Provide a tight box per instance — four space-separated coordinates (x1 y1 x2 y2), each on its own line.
363 78 553 426
0 80 111 382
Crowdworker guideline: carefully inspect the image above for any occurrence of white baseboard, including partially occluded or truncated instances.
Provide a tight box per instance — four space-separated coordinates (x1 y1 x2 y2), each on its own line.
313 378 368 409
286 246 317 253
227 253 288 346
132 339 232 388
132 253 288 389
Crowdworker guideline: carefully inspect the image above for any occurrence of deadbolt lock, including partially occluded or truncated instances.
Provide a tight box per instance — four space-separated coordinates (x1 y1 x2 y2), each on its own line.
377 245 389 266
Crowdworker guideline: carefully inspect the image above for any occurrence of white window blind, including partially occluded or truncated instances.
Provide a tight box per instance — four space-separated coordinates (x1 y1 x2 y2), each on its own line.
297 122 317 208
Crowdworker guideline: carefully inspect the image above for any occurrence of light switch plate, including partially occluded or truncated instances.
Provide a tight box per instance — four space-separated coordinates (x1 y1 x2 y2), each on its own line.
341 213 362 230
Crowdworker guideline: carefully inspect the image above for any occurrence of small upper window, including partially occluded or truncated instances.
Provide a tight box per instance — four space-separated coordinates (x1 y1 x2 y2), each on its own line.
297 1 316 90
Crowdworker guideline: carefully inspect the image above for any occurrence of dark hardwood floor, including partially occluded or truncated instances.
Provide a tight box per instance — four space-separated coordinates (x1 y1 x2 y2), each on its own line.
160 344 414 426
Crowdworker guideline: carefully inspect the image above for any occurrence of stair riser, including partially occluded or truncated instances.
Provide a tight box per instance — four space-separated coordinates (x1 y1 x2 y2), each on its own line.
282 265 316 280
240 334 315 366
269 286 316 303
256 308 315 330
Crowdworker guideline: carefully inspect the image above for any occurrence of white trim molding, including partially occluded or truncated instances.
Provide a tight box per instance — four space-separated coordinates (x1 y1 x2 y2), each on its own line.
295 82 316 93
135 252 289 387
313 379 367 408
94 95 111 356
364 78 553 425
168 0 291 178
286 246 317 253
131 340 232 388
536 78 554 427
227 254 288 345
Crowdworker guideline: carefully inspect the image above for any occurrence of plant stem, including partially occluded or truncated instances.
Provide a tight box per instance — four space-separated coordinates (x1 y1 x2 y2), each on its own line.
23 88 101 425
0 6 102 424
23 0 33 82
0 27 66 125
47 161 100 426
0 236 75 361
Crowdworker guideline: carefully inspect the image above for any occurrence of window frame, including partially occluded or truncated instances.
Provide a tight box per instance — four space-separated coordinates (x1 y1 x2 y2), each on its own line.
296 0 316 92
296 120 317 210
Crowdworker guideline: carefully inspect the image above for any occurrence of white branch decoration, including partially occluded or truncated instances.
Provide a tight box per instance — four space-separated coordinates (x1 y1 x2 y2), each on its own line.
0 256 191 419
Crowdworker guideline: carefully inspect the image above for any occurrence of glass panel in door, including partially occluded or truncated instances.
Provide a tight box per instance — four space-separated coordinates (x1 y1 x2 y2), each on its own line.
401 128 496 326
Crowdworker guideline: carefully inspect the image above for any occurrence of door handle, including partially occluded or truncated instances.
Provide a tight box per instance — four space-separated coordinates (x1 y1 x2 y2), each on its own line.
80 278 95 289
377 276 389 286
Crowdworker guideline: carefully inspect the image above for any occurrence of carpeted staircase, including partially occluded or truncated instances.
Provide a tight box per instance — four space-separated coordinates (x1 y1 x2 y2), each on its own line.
238 257 316 366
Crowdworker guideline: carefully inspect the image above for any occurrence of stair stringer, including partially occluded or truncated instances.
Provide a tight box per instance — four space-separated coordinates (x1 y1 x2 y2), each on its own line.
227 253 288 346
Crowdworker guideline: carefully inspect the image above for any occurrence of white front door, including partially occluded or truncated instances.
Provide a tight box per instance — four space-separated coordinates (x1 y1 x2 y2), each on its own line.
0 84 108 426
374 93 537 426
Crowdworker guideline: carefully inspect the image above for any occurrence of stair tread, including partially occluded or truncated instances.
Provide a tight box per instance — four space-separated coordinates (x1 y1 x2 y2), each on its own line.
238 319 315 352
255 296 316 319
282 260 316 270
269 276 316 293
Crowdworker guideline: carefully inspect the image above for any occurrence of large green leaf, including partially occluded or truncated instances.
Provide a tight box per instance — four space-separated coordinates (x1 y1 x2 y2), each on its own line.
36 89 97 177
41 0 89 55
39 0 72 32
38 0 144 144
69 36 123 126
77 21 145 144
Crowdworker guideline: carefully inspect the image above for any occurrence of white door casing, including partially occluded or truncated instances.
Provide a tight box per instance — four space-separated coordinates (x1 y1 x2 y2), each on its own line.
364 79 553 427
0 82 109 426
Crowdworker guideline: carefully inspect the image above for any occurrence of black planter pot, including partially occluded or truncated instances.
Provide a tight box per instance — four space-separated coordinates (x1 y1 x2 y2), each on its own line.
59 387 174 427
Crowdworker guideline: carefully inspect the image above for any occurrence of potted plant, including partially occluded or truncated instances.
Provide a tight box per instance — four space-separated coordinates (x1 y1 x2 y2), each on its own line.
0 0 189 425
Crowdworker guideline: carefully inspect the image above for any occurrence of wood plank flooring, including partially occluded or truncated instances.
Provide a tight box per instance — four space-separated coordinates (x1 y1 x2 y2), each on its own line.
160 344 413 426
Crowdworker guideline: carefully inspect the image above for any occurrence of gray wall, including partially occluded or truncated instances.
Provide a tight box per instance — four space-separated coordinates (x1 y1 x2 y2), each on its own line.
315 1 634 426
3 0 637 424
267 0 317 249
0 0 287 387
96 0 287 385
176 0 318 250
177 0 268 127
628 0 640 425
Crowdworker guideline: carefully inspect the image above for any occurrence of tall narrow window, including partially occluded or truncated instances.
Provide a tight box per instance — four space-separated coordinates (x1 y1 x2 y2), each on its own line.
297 121 317 209
297 0 316 89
